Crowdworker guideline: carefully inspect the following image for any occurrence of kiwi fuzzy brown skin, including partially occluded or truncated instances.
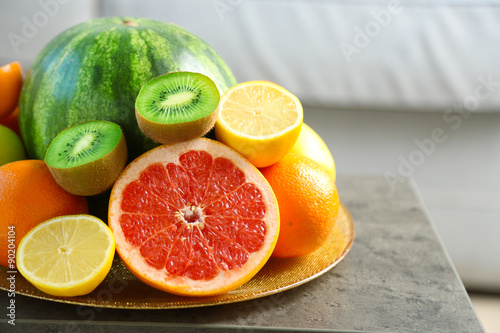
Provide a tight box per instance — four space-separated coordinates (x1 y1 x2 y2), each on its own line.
46 131 128 196
135 107 220 144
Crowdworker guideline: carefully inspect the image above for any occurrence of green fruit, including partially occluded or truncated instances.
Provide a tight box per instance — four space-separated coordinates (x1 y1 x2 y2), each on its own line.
0 124 26 166
19 17 237 161
44 121 127 196
136 71 220 144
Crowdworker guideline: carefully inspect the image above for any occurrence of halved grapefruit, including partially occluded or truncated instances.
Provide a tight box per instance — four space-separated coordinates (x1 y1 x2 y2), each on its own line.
108 138 279 296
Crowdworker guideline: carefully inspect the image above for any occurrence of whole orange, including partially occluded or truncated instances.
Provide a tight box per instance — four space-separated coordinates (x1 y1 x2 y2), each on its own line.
259 153 339 258
0 160 88 267
0 61 23 119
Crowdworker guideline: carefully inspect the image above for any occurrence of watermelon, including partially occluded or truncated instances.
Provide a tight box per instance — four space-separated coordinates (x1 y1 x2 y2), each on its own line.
19 17 237 161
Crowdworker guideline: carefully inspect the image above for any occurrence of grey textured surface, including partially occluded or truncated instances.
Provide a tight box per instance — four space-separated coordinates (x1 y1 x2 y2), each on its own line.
0 175 484 332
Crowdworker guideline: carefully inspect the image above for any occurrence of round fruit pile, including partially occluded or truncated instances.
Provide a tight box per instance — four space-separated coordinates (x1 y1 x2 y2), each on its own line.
1 17 340 298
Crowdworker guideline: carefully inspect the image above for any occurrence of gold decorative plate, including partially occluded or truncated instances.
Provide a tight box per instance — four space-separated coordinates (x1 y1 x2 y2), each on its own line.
0 203 354 309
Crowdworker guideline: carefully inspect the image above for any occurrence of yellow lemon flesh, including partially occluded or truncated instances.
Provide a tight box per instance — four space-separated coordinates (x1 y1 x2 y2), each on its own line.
215 81 303 168
16 214 115 297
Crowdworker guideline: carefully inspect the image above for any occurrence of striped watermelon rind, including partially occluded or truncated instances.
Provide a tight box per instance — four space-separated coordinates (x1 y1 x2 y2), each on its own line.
19 17 237 161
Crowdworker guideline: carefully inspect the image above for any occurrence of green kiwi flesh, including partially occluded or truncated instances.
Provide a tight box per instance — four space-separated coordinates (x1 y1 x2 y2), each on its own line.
135 71 220 144
44 120 127 196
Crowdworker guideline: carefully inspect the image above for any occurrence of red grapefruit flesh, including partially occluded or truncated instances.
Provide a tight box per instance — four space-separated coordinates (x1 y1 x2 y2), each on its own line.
108 138 279 296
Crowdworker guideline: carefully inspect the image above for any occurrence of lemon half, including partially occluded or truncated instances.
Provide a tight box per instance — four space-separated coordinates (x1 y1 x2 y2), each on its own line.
16 214 115 297
215 81 303 167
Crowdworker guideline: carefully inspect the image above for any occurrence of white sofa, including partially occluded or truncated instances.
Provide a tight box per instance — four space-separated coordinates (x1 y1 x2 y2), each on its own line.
1 0 499 291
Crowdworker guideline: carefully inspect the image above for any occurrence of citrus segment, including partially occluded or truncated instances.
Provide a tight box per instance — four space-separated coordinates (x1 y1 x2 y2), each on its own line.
0 61 23 119
260 153 339 258
290 123 336 182
109 138 279 296
16 215 115 297
215 81 303 167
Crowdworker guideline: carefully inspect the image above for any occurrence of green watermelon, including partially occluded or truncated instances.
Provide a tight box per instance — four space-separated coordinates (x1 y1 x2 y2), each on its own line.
19 17 237 161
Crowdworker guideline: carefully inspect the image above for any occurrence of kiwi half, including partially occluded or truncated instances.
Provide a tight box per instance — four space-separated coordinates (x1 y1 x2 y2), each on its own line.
135 71 220 144
44 120 127 196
